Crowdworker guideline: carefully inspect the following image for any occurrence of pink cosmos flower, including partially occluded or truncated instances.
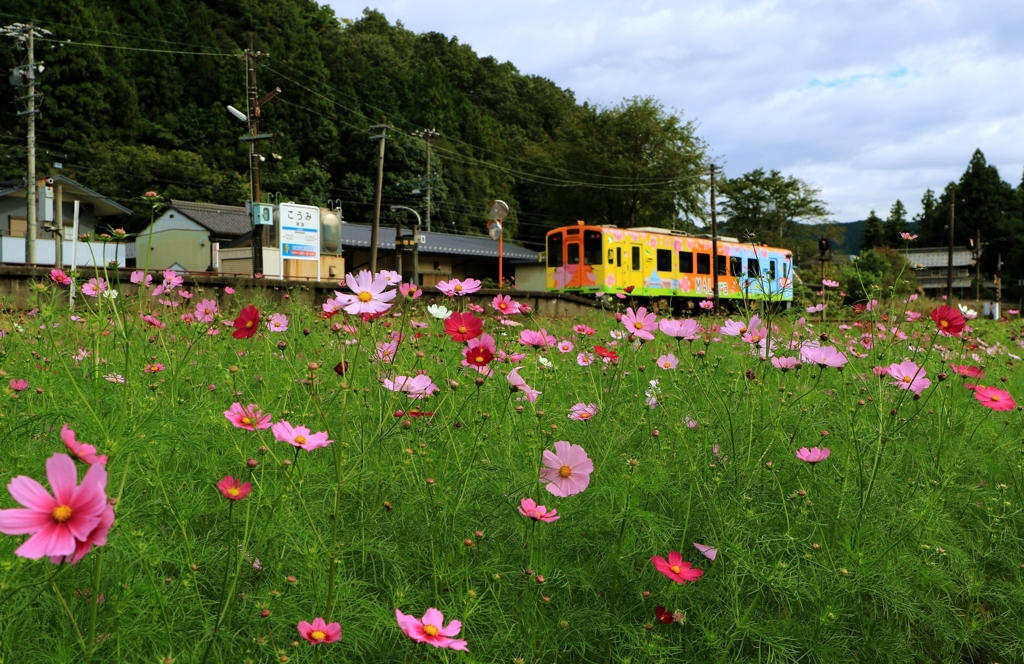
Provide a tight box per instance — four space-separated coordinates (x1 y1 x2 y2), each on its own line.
195 299 218 323
721 315 760 337
519 328 557 347
492 294 521 314
50 269 72 286
266 313 288 332
160 269 183 289
888 360 930 395
518 497 559 522
297 617 342 645
383 375 440 399
806 303 826 313
659 318 701 340
567 403 598 421
376 339 399 363
576 351 595 367
143 363 165 374
822 279 839 288
333 270 396 315
699 299 714 309
771 356 800 371
396 608 468 650
81 278 106 297
60 425 107 466
741 323 769 344
141 313 165 329
900 232 919 241
217 476 251 501
540 440 593 497
656 354 678 370
378 270 402 285
0 453 110 563
622 307 658 340
399 283 422 299
129 271 152 287
651 550 703 584
272 421 332 451
796 447 831 463
178 290 193 300
573 324 596 335
224 403 273 431
554 340 574 354
800 344 848 368
9 378 28 392
974 386 1016 411
507 367 542 403
224 286 235 295
950 364 984 379
436 278 481 297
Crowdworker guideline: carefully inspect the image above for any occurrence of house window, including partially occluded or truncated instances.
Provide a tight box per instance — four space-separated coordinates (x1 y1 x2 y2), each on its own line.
958 268 968 276
678 251 693 272
631 246 641 271
730 256 743 276
656 249 672 272
696 253 711 275
547 233 563 268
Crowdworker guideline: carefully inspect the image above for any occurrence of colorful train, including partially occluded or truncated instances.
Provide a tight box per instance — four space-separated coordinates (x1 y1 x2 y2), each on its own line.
545 223 794 305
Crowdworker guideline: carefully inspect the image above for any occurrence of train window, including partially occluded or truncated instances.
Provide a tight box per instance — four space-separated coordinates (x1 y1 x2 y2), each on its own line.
678 251 693 273
607 249 614 264
547 233 563 268
566 228 580 235
747 259 761 277
631 246 641 271
616 247 621 267
716 255 727 276
567 243 580 265
730 256 743 276
696 253 711 275
656 249 672 272
769 260 776 280
583 231 603 265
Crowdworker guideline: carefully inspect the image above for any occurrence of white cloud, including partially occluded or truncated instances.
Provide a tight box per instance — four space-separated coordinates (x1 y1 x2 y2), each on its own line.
331 1 1024 220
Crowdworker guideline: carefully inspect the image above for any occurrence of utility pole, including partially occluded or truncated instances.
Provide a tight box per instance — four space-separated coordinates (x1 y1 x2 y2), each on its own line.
709 164 719 314
242 36 280 278
996 254 1002 313
946 184 955 302
413 129 440 233
369 118 391 273
2 23 49 264
974 228 981 302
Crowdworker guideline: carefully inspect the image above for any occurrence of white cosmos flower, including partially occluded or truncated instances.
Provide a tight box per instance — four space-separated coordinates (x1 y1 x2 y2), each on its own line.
957 303 978 319
538 356 553 368
427 304 452 320
101 288 119 300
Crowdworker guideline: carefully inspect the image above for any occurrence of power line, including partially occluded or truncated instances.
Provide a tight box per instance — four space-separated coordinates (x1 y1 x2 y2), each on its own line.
36 36 237 57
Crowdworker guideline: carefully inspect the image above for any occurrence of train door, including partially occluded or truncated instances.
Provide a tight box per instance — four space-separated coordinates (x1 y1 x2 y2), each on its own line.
564 228 582 287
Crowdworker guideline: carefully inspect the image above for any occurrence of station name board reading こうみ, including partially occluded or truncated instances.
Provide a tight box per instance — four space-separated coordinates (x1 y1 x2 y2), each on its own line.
279 203 320 261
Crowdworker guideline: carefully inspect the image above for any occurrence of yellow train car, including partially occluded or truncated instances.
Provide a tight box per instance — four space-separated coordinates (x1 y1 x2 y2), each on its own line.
545 223 793 303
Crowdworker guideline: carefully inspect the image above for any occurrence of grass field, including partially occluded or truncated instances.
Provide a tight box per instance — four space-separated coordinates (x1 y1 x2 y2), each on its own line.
0 269 1022 663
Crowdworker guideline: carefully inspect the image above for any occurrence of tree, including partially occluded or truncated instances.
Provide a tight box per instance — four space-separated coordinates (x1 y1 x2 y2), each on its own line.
718 169 830 247
883 200 907 247
914 189 941 244
860 210 885 250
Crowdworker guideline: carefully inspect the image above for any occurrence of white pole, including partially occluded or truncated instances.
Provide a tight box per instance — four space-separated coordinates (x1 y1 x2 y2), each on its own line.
69 200 80 309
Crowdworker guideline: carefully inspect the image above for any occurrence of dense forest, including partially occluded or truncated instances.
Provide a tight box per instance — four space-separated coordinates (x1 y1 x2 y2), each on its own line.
0 1 716 251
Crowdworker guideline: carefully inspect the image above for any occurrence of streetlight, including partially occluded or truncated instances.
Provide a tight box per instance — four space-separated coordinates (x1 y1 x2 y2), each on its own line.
390 205 422 286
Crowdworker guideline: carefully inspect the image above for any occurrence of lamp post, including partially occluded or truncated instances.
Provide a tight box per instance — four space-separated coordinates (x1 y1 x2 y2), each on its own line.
389 205 421 286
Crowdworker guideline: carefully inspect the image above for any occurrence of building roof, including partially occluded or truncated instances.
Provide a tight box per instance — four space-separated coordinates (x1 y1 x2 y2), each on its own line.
168 200 252 237
905 246 974 268
0 175 132 217
340 223 539 262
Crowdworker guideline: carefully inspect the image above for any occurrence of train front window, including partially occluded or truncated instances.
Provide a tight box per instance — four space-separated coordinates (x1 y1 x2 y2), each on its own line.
583 231 603 265
547 233 563 268
696 253 711 275
567 243 580 265
656 249 672 272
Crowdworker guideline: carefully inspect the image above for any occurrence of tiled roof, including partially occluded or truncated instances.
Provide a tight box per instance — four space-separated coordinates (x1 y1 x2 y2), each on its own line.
905 247 974 268
340 223 539 262
169 200 252 237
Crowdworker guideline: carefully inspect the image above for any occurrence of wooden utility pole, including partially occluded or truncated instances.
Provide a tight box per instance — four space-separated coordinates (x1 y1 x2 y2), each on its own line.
242 36 280 278
974 228 981 302
413 129 440 232
369 118 391 274
946 184 955 301
709 164 719 313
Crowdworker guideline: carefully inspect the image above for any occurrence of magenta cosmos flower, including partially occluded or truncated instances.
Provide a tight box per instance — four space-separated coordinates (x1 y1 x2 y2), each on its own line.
795 447 831 463
224 403 273 431
217 476 251 501
888 360 930 395
800 344 848 368
659 318 700 340
540 440 593 497
272 421 332 451
651 550 704 584
567 403 598 421
0 453 110 563
437 278 481 297
492 294 521 314
395 608 468 651
50 269 72 286
622 307 658 340
9 378 28 392
61 424 107 466
518 497 559 522
297 616 342 645
974 386 1016 411
507 367 542 403
383 375 440 399
519 328 556 347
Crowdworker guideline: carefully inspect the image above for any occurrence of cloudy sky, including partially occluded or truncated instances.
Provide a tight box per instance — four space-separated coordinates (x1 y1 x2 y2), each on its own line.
331 0 1024 222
